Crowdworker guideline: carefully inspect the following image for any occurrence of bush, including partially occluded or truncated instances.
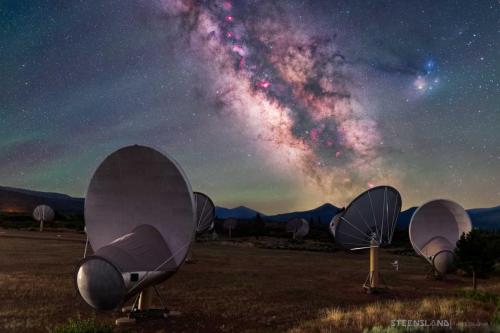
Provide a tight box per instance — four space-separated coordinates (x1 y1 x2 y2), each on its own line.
462 290 499 304
252 213 266 239
455 229 499 290
492 300 500 328
52 319 113 333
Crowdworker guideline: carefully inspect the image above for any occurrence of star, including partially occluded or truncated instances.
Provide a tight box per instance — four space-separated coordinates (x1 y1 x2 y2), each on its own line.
0 0 498 213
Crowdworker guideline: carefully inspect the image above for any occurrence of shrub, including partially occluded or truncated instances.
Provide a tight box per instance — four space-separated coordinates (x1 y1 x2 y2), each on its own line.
492 300 500 328
462 290 499 304
455 229 499 290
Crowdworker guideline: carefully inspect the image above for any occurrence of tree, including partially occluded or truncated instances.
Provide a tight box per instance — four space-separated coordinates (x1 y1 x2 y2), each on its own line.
454 229 499 290
253 213 266 239
223 218 237 240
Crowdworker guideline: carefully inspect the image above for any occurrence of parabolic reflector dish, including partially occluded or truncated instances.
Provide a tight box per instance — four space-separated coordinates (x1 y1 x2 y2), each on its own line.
329 209 344 236
194 192 215 235
409 199 472 274
332 186 402 250
286 218 310 238
33 205 55 222
76 145 195 310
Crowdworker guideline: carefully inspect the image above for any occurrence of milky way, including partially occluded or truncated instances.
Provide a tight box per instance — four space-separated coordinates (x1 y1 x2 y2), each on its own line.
155 0 397 203
2 1 498 212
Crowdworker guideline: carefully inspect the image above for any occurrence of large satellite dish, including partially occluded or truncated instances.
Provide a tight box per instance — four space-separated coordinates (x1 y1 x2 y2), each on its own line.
33 204 55 232
286 218 309 239
332 186 402 250
194 192 215 235
75 145 195 323
409 199 472 275
331 186 402 292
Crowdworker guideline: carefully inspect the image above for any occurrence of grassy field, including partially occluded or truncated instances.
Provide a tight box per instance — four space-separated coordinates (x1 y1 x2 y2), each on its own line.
0 231 498 332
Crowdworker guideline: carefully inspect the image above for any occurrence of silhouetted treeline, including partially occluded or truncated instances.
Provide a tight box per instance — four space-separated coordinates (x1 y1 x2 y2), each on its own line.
455 229 500 277
214 215 334 242
0 212 84 231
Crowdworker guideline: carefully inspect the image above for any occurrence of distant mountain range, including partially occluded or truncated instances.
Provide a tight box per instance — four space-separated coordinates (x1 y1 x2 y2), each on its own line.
215 203 340 224
467 206 500 230
0 185 498 229
0 186 84 214
216 204 500 230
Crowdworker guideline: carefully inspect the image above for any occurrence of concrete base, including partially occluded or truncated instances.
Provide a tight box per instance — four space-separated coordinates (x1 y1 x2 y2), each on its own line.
363 285 381 294
115 317 136 326
115 309 180 326
116 287 179 326
168 310 182 317
121 305 133 313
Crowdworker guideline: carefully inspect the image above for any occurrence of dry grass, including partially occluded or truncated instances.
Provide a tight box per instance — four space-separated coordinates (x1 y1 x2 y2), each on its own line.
289 297 496 332
0 231 498 332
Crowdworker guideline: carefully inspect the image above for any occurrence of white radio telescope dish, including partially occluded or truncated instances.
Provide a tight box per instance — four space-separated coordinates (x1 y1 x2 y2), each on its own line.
194 192 215 235
75 145 195 312
286 218 309 239
409 199 472 275
33 204 55 232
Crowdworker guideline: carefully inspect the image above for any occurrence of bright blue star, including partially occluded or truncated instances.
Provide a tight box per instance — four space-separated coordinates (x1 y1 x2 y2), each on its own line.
425 59 436 74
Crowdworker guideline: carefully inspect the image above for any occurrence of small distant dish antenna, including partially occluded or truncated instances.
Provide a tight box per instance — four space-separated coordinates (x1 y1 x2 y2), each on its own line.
74 145 195 325
409 199 472 275
286 218 309 239
329 208 344 237
186 192 216 263
194 192 215 235
391 260 399 271
331 186 402 292
223 218 237 240
33 205 55 232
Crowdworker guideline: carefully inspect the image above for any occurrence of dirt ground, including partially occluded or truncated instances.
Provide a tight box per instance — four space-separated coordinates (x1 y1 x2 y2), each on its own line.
0 230 498 332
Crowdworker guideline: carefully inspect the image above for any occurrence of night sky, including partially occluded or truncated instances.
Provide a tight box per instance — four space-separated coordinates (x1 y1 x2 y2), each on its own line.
1 1 499 213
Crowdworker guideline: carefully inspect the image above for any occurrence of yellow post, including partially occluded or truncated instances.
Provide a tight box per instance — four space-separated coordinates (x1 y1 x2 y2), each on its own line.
138 287 153 310
369 238 379 289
